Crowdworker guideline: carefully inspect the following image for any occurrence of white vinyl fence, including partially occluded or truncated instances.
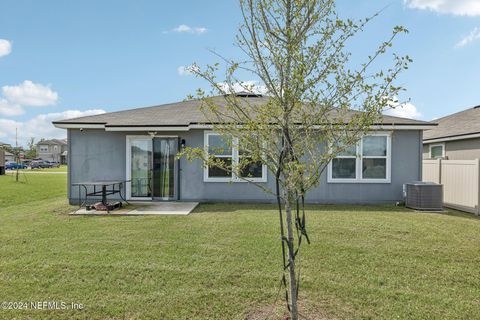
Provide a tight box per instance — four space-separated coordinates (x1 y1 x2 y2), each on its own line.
423 159 480 215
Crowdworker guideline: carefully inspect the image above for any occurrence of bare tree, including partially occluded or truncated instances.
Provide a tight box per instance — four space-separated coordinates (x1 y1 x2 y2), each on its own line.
181 1 410 318
25 137 38 160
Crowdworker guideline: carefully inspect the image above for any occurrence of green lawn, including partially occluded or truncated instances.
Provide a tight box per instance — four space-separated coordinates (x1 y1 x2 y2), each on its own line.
0 173 479 319
0 172 67 207
28 164 68 172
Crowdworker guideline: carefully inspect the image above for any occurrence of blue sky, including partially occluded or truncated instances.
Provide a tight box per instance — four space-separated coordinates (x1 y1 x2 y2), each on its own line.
1 0 480 146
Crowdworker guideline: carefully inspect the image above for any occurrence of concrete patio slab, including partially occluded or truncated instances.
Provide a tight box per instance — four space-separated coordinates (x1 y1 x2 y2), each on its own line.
129 202 199 215
69 202 199 216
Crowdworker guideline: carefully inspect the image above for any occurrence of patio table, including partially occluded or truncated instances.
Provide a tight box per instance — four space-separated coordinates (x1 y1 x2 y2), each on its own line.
72 180 131 213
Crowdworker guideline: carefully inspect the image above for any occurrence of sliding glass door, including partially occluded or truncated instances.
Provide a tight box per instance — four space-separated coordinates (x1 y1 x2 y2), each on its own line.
127 136 178 200
153 138 178 200
130 138 152 198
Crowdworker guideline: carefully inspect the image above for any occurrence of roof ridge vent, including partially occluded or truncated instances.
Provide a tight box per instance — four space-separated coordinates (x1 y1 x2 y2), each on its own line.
234 91 263 98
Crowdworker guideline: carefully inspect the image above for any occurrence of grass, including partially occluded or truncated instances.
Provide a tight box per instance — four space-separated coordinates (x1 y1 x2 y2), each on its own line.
0 173 479 319
0 172 67 207
27 165 68 172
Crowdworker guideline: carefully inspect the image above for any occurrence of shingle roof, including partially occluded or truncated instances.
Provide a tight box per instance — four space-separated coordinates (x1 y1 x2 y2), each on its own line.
52 139 68 145
38 139 67 146
423 106 480 141
53 95 433 128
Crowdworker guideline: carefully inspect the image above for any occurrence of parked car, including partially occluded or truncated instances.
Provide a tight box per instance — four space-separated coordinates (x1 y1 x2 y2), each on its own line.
5 162 27 170
30 160 53 169
47 161 60 168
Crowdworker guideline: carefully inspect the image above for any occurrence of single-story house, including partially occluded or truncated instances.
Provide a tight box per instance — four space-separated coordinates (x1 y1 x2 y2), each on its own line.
53 93 435 204
423 105 480 160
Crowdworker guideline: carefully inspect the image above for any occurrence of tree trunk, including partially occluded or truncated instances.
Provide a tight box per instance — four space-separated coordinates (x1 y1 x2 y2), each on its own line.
284 198 298 320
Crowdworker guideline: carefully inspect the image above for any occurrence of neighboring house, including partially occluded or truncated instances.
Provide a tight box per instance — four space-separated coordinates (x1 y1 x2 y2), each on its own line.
36 139 68 164
0 141 12 149
0 143 14 167
53 93 435 204
4 151 14 163
423 106 480 160
0 149 4 175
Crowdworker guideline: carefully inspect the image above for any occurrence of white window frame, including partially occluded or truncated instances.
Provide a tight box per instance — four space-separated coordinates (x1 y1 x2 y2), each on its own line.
39 145 49 152
203 131 267 183
327 132 391 184
429 143 445 159
329 144 358 180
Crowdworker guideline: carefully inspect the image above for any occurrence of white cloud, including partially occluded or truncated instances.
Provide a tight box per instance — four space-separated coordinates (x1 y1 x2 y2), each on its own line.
0 118 17 139
455 27 480 48
177 64 199 76
174 24 192 33
173 24 207 34
0 98 23 116
0 109 105 146
0 80 59 116
177 66 189 75
2 80 58 107
217 80 269 95
0 39 12 58
384 99 422 119
404 0 480 16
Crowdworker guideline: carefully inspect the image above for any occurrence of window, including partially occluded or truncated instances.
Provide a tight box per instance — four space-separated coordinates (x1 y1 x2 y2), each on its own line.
39 145 48 152
204 132 267 182
362 136 387 179
328 133 391 183
331 143 357 179
429 144 444 159
207 134 233 178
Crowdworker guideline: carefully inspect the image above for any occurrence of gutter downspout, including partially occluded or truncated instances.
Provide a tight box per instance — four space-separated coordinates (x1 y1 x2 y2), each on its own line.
67 129 72 204
419 130 423 181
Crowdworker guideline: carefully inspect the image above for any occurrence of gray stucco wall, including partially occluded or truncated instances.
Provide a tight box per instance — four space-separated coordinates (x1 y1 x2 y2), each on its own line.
308 130 421 204
68 129 422 204
69 129 127 203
